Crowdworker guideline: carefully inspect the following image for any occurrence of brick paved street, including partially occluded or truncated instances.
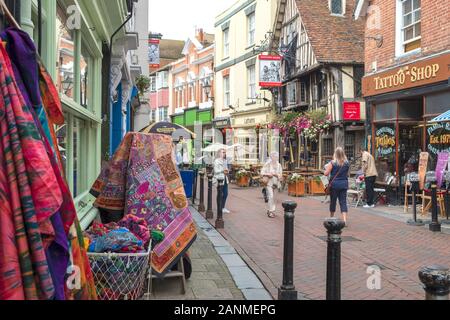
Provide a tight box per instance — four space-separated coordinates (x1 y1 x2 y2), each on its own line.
201 185 450 300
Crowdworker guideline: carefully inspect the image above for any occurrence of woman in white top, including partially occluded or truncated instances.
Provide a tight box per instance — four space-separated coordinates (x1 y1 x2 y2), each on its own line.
213 148 230 213
261 151 283 218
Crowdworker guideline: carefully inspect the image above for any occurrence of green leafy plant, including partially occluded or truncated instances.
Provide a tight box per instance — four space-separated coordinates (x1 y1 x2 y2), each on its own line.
236 169 251 179
287 173 305 184
135 75 151 97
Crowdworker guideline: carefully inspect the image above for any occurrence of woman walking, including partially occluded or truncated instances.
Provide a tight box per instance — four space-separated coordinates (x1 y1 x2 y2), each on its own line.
324 147 350 226
213 148 230 213
261 152 283 218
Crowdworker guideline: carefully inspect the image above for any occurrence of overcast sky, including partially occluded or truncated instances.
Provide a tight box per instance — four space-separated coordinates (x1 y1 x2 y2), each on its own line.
148 0 237 40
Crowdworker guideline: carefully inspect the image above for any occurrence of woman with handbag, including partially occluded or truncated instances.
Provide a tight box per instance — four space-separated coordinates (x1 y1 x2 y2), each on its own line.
324 147 350 226
261 152 283 218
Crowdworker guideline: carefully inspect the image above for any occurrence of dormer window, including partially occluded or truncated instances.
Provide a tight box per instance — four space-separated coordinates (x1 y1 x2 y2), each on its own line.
330 0 345 15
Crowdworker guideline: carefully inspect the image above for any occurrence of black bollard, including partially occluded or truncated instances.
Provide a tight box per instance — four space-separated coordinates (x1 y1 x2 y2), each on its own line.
428 173 441 232
206 173 214 219
278 201 298 300
443 171 450 224
198 171 206 213
418 265 450 300
324 218 346 300
192 169 198 205
215 178 224 229
407 173 424 226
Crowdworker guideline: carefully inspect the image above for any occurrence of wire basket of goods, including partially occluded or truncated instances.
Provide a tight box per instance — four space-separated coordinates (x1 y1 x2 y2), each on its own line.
84 215 154 300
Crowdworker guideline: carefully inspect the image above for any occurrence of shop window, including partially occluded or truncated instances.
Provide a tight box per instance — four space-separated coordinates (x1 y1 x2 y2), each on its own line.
398 99 423 119
57 7 75 100
80 50 89 108
375 101 397 120
345 132 356 161
425 91 450 116
374 124 397 182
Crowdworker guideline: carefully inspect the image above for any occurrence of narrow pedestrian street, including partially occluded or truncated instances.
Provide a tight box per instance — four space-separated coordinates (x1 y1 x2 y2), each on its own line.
203 185 450 300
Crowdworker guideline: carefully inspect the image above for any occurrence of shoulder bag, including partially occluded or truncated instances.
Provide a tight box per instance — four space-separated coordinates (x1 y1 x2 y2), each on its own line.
324 163 344 195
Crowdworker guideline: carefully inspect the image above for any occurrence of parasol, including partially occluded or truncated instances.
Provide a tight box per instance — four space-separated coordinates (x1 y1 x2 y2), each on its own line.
140 121 196 140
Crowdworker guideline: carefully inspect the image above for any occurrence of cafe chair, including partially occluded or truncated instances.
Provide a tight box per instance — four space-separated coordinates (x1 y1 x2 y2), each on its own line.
420 188 446 217
374 175 395 206
347 175 365 207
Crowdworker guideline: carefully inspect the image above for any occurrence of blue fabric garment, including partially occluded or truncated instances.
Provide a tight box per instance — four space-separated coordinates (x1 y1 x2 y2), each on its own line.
329 188 348 213
330 161 350 190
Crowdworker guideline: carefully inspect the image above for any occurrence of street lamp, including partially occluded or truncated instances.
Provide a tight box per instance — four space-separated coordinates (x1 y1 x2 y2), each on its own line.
61 73 73 95
203 79 212 101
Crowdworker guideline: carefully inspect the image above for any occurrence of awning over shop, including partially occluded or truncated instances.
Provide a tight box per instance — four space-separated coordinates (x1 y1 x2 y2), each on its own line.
140 121 196 140
429 110 450 123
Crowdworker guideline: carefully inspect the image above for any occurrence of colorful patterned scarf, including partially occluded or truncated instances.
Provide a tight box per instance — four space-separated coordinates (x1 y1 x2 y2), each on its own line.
0 28 96 300
91 133 197 277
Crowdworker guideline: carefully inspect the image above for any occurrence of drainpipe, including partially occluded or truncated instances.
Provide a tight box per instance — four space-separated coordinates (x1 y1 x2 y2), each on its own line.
106 3 134 157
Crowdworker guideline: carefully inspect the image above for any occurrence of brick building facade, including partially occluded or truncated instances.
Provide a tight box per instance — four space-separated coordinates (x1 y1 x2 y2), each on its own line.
356 0 450 203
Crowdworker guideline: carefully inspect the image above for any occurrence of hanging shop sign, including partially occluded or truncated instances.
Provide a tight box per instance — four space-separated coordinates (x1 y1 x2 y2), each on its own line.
362 52 450 97
343 102 361 121
427 123 450 155
149 38 160 68
259 55 282 87
375 127 396 156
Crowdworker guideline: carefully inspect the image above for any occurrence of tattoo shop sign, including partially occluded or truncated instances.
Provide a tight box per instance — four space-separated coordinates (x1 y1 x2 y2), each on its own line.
375 127 395 156
427 123 450 155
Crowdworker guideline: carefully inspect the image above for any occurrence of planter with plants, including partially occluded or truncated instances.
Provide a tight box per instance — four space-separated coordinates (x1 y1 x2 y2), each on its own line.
309 176 325 195
235 169 251 187
287 173 306 197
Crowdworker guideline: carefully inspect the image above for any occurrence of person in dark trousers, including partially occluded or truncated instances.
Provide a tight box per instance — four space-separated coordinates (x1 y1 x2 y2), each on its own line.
324 147 350 226
213 148 230 213
361 150 378 208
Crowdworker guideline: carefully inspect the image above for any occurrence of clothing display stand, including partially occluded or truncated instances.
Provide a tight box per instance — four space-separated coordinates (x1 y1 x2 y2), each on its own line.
147 255 186 297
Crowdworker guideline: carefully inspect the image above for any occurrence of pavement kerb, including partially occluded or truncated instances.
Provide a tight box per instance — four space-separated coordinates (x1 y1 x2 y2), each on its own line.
189 206 273 300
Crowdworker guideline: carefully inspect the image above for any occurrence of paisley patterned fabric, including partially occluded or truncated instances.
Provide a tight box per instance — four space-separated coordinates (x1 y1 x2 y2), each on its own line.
91 133 197 277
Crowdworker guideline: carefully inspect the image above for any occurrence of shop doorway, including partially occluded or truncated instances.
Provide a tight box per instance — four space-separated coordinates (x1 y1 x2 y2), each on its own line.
399 124 423 186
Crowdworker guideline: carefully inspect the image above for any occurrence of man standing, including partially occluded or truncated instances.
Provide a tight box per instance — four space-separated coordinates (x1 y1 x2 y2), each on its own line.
362 150 378 208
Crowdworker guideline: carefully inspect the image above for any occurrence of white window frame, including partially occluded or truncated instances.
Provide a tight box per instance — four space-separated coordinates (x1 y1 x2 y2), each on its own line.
329 0 345 16
247 64 256 100
396 0 421 57
223 28 230 58
223 75 230 109
287 81 297 106
150 76 156 92
247 12 256 46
